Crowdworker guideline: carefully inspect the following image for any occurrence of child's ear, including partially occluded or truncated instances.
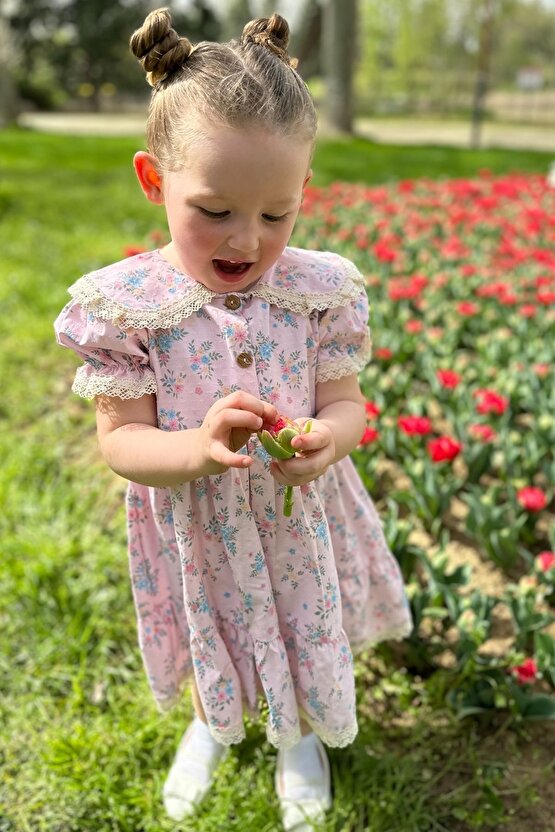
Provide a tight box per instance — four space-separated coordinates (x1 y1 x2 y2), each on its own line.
303 169 313 188
133 152 164 205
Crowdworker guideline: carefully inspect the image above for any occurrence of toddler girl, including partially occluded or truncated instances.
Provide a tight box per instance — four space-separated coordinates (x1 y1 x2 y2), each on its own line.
55 9 412 830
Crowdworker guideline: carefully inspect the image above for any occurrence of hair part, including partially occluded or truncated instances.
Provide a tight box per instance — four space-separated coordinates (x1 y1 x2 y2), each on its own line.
129 8 317 172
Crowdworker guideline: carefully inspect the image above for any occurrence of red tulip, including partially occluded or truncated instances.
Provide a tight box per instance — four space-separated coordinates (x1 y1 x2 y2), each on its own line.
405 319 423 334
533 363 550 378
359 427 379 446
469 424 497 443
364 401 381 419
123 245 147 257
375 347 393 360
427 436 462 462
510 658 538 685
398 415 433 436
536 551 555 573
474 389 509 415
457 301 479 316
517 487 548 512
436 369 462 389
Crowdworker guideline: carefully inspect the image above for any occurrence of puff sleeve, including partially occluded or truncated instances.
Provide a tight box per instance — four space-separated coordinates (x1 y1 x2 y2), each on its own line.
316 259 372 384
54 300 157 400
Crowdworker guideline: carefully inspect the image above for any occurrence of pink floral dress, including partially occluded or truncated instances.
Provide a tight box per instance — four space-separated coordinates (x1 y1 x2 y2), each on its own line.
55 246 412 749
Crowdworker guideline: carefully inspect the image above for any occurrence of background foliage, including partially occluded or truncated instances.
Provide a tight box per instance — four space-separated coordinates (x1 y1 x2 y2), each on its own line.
4 0 555 118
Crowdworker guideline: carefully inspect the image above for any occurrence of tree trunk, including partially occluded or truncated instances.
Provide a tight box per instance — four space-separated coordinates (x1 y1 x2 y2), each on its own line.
293 0 322 80
470 0 496 149
0 19 19 125
321 0 357 134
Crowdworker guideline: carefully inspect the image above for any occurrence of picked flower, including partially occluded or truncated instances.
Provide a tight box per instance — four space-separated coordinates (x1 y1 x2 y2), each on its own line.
258 416 312 517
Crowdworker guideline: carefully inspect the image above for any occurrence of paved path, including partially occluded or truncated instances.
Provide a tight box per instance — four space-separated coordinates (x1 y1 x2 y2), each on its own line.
17 111 555 153
355 117 555 153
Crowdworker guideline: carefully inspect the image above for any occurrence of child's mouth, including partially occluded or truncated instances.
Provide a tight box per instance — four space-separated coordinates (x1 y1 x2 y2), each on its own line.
212 259 253 281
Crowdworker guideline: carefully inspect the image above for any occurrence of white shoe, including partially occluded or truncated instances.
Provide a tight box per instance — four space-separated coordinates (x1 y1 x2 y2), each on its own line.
163 717 228 821
275 733 332 831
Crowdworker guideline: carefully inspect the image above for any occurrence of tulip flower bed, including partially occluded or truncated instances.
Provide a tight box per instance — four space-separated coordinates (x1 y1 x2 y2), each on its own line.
289 172 555 726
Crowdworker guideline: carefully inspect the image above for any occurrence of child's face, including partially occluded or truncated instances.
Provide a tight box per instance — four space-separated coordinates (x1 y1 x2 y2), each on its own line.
136 122 312 293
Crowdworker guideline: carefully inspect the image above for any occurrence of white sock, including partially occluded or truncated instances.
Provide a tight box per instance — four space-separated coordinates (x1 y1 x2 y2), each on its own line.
278 732 330 801
163 716 227 821
276 733 331 808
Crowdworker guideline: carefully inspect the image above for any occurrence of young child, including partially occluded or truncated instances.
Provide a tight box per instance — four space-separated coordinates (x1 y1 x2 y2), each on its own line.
55 9 412 829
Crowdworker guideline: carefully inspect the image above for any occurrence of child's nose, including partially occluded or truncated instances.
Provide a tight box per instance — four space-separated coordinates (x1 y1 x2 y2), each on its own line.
227 222 259 254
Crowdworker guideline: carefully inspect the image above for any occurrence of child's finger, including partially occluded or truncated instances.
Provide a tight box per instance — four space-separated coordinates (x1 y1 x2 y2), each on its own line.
290 430 326 452
261 401 279 424
270 452 326 485
211 391 273 420
216 408 264 432
210 440 252 469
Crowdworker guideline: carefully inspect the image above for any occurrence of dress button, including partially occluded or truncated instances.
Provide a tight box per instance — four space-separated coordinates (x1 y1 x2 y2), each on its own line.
236 351 254 368
224 294 241 310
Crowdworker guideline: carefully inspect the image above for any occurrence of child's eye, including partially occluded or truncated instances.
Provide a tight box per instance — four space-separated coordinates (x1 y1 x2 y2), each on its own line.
198 207 230 219
263 213 287 223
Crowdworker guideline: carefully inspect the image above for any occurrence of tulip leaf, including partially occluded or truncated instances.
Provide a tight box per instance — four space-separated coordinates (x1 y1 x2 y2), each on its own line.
521 695 555 720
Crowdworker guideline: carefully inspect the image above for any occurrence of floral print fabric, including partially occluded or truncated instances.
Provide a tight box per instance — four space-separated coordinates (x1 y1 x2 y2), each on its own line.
55 246 412 749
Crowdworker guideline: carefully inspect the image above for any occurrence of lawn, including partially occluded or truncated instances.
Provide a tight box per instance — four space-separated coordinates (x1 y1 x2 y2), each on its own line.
1 127 554 832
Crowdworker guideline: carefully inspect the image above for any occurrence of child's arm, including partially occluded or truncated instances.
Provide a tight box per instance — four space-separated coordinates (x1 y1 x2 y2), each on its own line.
269 374 366 487
96 391 278 488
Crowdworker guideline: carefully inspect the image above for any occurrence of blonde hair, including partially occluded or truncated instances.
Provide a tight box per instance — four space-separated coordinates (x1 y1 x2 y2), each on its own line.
130 8 317 172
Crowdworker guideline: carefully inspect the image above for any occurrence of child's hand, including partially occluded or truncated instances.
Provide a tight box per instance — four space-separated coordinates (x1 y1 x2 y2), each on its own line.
269 418 336 487
199 391 277 475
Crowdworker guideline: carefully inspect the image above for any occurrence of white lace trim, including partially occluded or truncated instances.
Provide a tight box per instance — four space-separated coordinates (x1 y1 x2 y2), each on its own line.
350 620 414 652
309 719 359 749
266 723 303 751
72 366 157 399
250 270 363 317
69 274 215 329
68 259 365 328
316 332 373 383
207 724 247 747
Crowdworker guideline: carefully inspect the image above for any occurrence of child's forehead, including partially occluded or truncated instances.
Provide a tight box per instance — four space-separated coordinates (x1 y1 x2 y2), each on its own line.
170 122 311 194
184 121 309 164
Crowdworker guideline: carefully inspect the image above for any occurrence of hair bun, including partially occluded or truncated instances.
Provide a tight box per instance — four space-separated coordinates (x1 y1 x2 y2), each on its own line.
241 14 297 68
130 7 193 87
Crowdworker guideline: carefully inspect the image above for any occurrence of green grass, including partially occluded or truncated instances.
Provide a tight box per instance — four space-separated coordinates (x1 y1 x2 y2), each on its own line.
313 135 554 186
1 127 553 831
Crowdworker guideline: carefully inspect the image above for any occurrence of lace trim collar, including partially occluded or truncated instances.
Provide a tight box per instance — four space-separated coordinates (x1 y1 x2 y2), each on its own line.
68 248 364 329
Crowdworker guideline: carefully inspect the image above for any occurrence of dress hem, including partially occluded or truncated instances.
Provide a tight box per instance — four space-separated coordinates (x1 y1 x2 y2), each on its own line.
150 619 414 730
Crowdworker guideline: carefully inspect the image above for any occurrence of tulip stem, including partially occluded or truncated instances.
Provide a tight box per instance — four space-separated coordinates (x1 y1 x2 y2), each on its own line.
283 485 294 517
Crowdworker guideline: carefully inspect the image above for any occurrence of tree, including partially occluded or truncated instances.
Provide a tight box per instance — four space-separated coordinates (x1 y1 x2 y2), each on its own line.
470 0 497 148
0 16 19 124
8 0 220 111
291 0 322 80
222 0 252 41
321 0 358 133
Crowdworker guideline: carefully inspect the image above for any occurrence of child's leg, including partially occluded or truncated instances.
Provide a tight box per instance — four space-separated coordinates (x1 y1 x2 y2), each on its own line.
190 677 208 722
275 720 332 831
162 680 227 821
